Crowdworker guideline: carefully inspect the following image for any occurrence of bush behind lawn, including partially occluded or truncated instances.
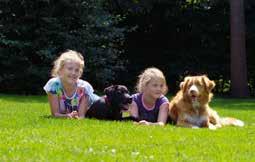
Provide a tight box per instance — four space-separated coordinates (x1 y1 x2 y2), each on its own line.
0 94 254 162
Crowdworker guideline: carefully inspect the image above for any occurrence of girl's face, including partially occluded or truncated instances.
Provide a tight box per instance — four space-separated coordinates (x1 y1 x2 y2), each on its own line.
59 61 81 85
144 78 165 99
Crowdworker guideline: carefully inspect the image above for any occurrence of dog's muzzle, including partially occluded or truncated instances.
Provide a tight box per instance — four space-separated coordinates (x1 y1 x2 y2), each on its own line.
189 85 199 95
124 96 133 104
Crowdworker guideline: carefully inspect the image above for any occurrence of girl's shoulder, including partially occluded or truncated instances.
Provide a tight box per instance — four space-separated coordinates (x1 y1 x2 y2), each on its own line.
77 79 93 89
43 77 62 94
132 93 143 103
132 93 141 99
77 79 95 94
159 95 169 102
156 95 169 107
77 79 92 88
46 77 61 84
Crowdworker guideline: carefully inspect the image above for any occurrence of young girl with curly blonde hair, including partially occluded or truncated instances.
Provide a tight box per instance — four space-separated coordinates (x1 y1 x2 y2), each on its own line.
129 67 169 126
43 50 99 119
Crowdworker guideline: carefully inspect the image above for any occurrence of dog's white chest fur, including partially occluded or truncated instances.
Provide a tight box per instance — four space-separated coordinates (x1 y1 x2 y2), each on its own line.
184 111 207 126
192 100 200 109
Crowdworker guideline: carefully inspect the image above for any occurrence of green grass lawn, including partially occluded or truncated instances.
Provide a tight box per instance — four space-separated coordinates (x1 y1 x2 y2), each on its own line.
0 94 254 162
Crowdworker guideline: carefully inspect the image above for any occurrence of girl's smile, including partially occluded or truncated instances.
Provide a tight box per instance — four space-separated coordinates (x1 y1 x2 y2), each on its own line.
59 61 81 85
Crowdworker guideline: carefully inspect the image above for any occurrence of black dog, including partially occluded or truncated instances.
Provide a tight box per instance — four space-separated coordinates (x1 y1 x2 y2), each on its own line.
85 85 137 121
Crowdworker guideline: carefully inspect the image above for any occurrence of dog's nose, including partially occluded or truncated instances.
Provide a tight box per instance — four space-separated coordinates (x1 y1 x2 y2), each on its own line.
127 97 133 104
189 85 198 94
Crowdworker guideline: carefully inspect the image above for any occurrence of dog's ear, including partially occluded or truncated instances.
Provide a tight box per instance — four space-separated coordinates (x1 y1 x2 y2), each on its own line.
202 75 215 92
114 85 119 90
118 85 129 93
104 85 120 96
180 77 190 92
180 82 184 89
104 85 114 96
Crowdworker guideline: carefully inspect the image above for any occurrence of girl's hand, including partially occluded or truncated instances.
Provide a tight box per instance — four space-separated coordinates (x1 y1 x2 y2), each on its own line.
67 113 73 118
71 111 79 118
134 120 165 126
138 120 150 125
67 111 79 119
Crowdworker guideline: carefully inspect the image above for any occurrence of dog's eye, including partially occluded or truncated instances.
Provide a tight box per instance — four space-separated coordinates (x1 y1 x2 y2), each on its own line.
196 83 201 87
117 91 123 95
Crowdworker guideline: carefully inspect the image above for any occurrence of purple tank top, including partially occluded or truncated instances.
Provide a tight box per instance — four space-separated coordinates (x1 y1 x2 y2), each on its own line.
132 93 169 122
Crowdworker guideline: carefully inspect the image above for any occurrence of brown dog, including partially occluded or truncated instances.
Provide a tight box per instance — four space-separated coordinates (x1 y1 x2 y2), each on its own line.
169 75 244 129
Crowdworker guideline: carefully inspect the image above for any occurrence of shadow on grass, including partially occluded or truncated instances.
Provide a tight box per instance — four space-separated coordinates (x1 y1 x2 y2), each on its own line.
40 115 79 121
41 115 55 119
0 94 48 103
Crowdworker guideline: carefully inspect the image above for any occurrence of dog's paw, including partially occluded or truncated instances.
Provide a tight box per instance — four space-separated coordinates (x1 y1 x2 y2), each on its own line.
208 124 217 130
215 123 222 128
191 126 200 129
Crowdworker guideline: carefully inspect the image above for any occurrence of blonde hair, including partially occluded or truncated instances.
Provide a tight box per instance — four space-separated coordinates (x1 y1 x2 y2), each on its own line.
51 50 84 77
136 67 168 95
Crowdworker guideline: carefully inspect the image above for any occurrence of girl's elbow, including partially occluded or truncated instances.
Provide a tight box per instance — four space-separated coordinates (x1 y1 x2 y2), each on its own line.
51 112 59 117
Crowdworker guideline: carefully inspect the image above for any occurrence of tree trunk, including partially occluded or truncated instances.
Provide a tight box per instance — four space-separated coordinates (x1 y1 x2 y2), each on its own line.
230 0 249 97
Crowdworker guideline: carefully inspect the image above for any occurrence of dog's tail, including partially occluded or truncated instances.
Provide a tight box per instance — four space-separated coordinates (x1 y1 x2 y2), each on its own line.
219 117 244 127
209 108 244 128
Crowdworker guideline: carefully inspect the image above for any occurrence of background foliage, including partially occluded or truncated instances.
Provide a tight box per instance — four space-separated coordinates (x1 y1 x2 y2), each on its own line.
0 0 255 95
0 0 126 94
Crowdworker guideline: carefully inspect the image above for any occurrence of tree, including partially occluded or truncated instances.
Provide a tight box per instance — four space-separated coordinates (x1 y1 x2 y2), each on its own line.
230 0 249 97
0 0 127 94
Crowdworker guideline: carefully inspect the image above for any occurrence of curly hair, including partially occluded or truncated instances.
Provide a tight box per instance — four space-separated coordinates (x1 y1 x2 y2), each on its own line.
51 50 84 77
136 67 168 95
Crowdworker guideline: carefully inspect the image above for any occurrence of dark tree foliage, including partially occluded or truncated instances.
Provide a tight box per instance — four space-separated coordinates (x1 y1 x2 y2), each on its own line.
110 0 229 93
0 0 126 94
245 0 255 96
108 0 255 96
0 0 255 96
